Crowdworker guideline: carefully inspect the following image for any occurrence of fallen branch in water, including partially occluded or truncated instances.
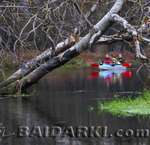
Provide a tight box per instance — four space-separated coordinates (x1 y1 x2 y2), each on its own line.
0 37 76 88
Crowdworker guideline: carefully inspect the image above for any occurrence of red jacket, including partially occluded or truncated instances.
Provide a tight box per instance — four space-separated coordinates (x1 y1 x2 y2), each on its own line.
103 57 113 64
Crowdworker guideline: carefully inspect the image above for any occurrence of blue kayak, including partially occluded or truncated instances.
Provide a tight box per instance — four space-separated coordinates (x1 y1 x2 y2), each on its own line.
99 69 126 78
99 63 127 70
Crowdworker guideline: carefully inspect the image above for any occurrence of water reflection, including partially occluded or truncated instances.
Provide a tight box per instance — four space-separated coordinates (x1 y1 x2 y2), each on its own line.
0 68 149 145
88 70 133 88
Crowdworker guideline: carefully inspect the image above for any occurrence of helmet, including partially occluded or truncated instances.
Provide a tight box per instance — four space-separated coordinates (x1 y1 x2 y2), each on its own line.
118 54 122 58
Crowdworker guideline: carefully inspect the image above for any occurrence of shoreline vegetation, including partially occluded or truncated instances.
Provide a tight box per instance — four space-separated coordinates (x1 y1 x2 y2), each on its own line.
0 48 149 81
1 49 145 70
99 90 150 117
0 49 148 82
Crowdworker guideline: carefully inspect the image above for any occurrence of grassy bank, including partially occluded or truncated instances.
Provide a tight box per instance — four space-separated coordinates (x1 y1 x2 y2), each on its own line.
99 90 150 117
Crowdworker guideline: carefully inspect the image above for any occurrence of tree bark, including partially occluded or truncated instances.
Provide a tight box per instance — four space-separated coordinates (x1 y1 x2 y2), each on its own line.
0 38 75 88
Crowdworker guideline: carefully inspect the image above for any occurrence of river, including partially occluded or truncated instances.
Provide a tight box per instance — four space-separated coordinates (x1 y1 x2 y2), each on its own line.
0 67 149 145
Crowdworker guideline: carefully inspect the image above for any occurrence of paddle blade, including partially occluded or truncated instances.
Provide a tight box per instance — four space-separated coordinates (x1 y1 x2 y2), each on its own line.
122 63 132 68
91 63 99 68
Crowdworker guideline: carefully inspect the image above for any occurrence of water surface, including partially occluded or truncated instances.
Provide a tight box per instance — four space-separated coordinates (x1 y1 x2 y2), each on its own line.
0 68 149 145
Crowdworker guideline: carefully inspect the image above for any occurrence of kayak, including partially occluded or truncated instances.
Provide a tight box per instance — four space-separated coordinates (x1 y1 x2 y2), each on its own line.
99 63 127 70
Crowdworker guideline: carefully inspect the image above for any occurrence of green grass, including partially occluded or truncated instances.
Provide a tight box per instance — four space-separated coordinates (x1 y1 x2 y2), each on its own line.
98 90 150 117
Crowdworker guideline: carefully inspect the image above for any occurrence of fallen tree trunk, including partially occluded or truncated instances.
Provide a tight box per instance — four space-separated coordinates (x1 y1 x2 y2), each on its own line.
0 37 76 88
0 0 125 94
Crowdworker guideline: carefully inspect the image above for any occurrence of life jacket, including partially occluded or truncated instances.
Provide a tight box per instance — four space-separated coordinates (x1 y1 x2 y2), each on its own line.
104 57 113 64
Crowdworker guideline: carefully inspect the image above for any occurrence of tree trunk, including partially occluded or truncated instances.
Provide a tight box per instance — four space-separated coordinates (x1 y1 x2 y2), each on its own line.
0 38 75 88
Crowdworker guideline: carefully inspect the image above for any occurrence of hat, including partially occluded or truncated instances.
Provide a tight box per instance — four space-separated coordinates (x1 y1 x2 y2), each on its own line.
143 16 150 23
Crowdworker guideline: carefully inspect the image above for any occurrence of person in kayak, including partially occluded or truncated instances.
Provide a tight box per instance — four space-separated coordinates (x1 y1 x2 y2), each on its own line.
112 57 120 65
103 54 113 64
117 53 132 67
117 53 124 64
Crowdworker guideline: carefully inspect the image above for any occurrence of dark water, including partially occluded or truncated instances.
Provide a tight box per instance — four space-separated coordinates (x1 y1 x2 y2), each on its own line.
0 68 149 145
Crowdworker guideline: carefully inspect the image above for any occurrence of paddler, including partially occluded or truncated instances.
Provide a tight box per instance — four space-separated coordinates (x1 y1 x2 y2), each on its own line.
117 53 124 64
103 54 113 64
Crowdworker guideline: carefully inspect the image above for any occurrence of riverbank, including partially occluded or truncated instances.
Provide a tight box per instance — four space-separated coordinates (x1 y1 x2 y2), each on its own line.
99 90 150 117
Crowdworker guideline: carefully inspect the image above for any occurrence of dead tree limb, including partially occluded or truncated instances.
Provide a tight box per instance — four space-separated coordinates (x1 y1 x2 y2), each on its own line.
111 14 147 59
